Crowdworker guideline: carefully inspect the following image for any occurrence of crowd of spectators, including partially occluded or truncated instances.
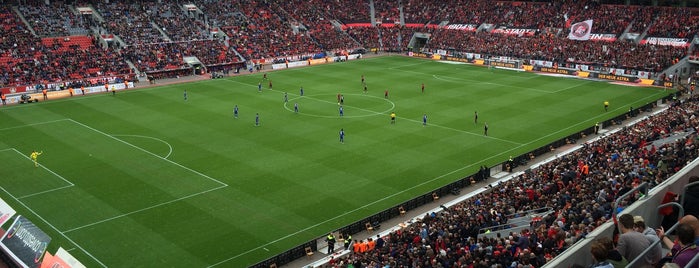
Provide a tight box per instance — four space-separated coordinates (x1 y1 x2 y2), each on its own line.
122 39 236 73
645 7 696 38
424 30 687 72
272 0 360 52
562 0 642 35
193 0 248 31
319 94 699 268
381 26 428 52
403 0 448 24
150 4 209 42
347 27 381 50
325 0 371 24
1 0 698 88
95 1 168 45
626 6 656 34
0 5 130 88
201 0 321 60
18 0 91 37
374 0 400 25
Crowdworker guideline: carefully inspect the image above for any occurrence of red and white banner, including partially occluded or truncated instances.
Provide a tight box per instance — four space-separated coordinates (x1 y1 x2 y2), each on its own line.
492 28 537 36
445 24 477 31
568 20 593 40
589 33 617 42
40 247 86 268
76 7 92 14
641 37 689 47
0 197 15 227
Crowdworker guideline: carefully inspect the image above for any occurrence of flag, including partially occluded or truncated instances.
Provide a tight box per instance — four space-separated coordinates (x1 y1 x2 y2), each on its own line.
568 19 593 40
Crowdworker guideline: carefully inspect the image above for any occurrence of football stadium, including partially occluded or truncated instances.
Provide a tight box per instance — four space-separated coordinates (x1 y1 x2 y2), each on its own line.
1 0 699 268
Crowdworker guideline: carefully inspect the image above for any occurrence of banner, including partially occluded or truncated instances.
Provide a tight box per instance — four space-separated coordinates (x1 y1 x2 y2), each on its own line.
0 216 51 268
39 247 86 268
568 20 593 40
589 73 641 83
0 86 28 95
533 66 578 75
491 27 537 36
641 37 689 47
444 24 477 31
589 34 617 42
444 57 472 63
0 197 16 227
76 7 92 14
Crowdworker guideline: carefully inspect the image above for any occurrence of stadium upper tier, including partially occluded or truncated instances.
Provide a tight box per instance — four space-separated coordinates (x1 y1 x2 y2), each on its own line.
0 0 697 88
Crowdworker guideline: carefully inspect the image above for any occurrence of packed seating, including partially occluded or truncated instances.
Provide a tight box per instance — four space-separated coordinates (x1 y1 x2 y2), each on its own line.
403 0 448 24
424 29 687 72
626 6 655 34
18 0 91 37
0 4 130 88
0 0 696 90
150 4 209 42
326 0 371 24
122 39 236 73
2 1 699 267
319 95 699 268
346 27 380 49
374 0 400 25
646 7 695 38
199 0 321 60
192 0 247 29
483 2 560 29
95 2 167 45
271 0 360 52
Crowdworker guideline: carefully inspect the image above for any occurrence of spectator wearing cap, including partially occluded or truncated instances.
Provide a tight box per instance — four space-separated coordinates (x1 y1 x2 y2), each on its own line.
634 215 663 265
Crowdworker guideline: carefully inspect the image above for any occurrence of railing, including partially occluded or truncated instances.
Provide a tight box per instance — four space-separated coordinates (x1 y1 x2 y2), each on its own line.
626 202 683 268
477 207 554 239
248 94 675 268
680 181 699 209
613 182 650 229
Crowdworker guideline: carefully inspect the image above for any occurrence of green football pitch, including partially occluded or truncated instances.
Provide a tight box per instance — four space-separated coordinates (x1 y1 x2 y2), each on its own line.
0 56 671 267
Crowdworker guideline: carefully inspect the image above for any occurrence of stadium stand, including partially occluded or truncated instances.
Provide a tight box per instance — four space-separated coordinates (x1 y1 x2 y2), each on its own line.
271 0 360 52
95 1 168 45
645 7 695 38
18 0 92 37
294 94 699 268
150 4 209 42
2 1 699 265
329 0 371 24
423 30 686 72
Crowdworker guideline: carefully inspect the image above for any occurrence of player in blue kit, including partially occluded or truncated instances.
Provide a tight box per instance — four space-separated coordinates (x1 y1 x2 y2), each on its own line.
255 113 260 126
294 103 299 113
339 105 344 117
234 105 239 118
423 114 427 126
339 128 345 143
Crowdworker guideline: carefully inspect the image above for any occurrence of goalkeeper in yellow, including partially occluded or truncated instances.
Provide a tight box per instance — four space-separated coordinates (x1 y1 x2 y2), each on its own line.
30 150 42 167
